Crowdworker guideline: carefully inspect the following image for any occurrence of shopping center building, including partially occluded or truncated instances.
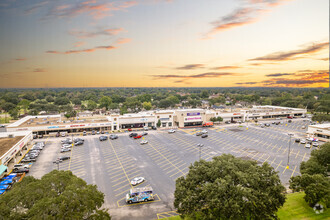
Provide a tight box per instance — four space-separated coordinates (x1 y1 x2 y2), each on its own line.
3 105 307 135
307 124 330 142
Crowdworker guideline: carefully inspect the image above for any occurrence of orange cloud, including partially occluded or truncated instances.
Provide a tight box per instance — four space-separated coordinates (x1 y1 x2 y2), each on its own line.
69 28 125 38
116 38 132 44
46 45 116 54
73 41 86 47
176 64 205 70
249 41 329 61
211 66 240 70
152 72 238 83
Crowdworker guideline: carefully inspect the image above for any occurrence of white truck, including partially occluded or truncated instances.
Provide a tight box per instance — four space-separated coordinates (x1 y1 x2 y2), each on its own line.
125 186 154 204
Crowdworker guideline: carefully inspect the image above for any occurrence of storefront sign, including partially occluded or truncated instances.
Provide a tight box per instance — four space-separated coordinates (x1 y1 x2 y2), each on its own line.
187 112 200 116
185 117 202 121
47 126 59 129
159 118 169 121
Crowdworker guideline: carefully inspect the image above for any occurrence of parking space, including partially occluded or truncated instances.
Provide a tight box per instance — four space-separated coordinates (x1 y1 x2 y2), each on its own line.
27 119 317 219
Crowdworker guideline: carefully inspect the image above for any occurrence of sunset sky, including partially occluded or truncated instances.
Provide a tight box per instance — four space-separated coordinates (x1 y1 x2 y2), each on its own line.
0 0 329 88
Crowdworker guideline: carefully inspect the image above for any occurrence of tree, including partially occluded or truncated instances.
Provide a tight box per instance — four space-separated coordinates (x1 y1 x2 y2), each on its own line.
54 97 70 106
99 96 112 110
312 114 330 123
142 102 152 110
18 99 30 114
72 98 82 105
174 154 286 219
0 170 111 219
289 143 330 207
87 100 97 111
200 90 209 98
216 116 223 122
157 119 161 127
209 117 217 122
9 108 19 119
1 102 16 112
45 95 54 103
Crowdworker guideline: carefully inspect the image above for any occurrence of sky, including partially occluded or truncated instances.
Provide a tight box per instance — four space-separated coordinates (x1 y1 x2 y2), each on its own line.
0 0 329 88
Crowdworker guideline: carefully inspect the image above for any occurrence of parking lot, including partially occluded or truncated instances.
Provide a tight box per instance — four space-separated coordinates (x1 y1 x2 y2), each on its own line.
27 118 316 219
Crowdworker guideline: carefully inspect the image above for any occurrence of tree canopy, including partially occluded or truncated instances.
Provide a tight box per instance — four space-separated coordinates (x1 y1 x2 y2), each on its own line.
289 142 330 207
174 154 286 219
0 170 111 219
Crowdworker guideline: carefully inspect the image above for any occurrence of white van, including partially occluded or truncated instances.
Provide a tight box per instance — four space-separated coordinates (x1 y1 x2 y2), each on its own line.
14 164 29 170
60 132 67 137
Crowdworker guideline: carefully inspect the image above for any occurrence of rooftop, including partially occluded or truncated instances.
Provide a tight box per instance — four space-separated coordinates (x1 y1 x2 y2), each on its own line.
309 123 330 129
0 136 24 157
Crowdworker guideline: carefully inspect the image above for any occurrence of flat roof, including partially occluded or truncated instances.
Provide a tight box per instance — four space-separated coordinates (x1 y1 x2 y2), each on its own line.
309 123 330 129
0 136 24 157
12 115 110 128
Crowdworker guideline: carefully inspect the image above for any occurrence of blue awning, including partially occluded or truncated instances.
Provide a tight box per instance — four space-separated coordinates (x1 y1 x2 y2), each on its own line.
0 190 5 195
0 179 13 185
0 185 9 190
3 173 17 180
0 165 8 176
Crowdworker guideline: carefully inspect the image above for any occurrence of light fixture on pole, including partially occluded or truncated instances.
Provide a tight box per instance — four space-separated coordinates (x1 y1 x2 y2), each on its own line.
197 143 204 161
287 133 294 169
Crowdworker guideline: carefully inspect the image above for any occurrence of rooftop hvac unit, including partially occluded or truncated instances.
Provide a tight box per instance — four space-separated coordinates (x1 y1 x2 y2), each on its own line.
8 134 14 138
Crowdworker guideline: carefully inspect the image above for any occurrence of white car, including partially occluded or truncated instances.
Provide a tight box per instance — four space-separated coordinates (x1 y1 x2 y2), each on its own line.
143 126 149 131
140 140 148 145
13 164 29 170
306 137 313 141
312 142 319 147
305 144 311 148
168 129 176 133
130 177 145 186
201 129 208 134
62 144 72 148
300 139 306 144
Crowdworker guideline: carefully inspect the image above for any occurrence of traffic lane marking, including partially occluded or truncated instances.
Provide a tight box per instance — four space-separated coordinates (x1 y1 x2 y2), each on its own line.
291 165 297 177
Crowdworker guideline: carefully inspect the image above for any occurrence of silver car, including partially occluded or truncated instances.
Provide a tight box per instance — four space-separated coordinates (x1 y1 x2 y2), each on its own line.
130 177 145 186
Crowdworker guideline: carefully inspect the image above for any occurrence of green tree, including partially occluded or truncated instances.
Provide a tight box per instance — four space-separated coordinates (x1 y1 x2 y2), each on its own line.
0 170 110 219
216 116 223 122
87 100 97 111
142 101 152 110
312 114 330 123
109 103 119 110
1 102 16 112
200 90 209 98
18 99 30 114
209 117 217 122
9 108 19 119
174 154 286 219
54 97 70 105
289 143 330 207
45 95 54 103
99 96 112 110
72 98 82 105
157 119 161 127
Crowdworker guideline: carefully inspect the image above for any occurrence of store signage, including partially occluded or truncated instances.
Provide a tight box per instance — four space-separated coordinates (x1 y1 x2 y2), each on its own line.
48 126 59 129
185 117 202 121
187 112 200 116
159 118 169 121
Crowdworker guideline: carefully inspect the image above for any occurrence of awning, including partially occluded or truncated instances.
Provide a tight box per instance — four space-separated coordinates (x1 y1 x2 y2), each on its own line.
3 173 17 180
0 190 6 195
0 179 13 185
0 165 8 176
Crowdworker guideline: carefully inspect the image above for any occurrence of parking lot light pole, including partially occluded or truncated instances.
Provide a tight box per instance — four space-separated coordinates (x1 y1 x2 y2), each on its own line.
197 143 204 161
287 133 294 169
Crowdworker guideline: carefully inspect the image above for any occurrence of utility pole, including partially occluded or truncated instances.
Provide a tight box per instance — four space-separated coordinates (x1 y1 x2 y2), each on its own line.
287 133 294 169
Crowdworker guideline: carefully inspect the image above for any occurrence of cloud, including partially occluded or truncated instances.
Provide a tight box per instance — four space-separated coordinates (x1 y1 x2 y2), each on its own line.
116 38 132 44
203 0 290 39
176 64 205 70
47 0 137 19
73 41 86 47
236 82 258 85
46 45 116 54
249 42 329 61
33 68 46 72
265 73 293 77
15 58 26 61
152 72 238 83
211 66 240 70
69 28 125 38
25 1 49 15
319 57 329 61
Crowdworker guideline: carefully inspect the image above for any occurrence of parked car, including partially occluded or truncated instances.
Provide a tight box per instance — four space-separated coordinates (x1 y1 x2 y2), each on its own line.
99 136 108 141
143 126 149 131
168 129 176 133
201 129 208 134
75 141 84 146
92 130 96 135
101 130 104 134
129 133 138 138
61 138 72 144
312 142 319 147
38 134 43 139
56 133 60 137
151 126 157 130
300 139 306 144
21 157 36 163
128 128 132 131
12 168 29 173
201 134 208 138
96 131 100 134
13 164 29 170
61 148 71 153
110 134 118 140
295 138 300 143
196 132 203 136
305 144 311 148
287 116 293 119
83 131 87 136
133 135 143 139
301 126 306 129
130 177 145 186
225 121 231 124
140 140 148 145
288 120 292 123
142 132 148 136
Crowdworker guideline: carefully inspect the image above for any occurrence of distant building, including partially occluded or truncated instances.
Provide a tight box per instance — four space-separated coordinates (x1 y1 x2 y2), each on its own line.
307 124 330 142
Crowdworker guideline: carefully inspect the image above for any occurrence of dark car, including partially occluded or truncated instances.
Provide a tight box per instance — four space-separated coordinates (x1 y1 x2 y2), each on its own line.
75 141 84 146
133 135 143 139
201 134 208 138
53 156 71 163
56 133 60 137
225 121 231 124
74 138 84 143
33 134 37 139
101 130 104 134
38 134 43 139
295 138 300 143
264 123 270 127
99 136 108 141
109 134 118 140
288 120 292 123
13 168 29 173
92 130 96 135
275 122 280 125
21 157 36 163
287 116 293 119
129 133 138 138
151 126 157 130
142 132 148 136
